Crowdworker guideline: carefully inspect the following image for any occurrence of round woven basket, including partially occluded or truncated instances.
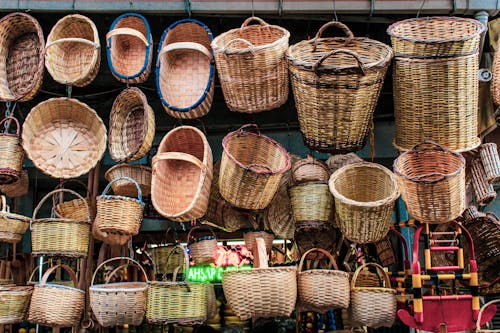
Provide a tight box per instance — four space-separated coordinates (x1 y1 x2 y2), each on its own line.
52 179 93 222
292 155 329 184
0 195 30 243
0 286 33 324
290 182 334 223
0 170 28 197
0 117 24 185
0 12 44 102
105 163 152 197
243 230 274 254
187 226 217 265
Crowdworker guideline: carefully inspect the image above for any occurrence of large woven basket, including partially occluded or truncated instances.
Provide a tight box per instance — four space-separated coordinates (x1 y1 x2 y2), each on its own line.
393 142 466 224
107 13 152 84
152 126 213 221
45 14 100 87
211 17 290 113
0 195 29 243
243 230 274 254
27 264 84 327
52 179 93 222
0 169 28 197
0 12 44 102
287 21 393 153
109 87 155 163
0 286 33 324
90 257 148 327
105 163 152 197
220 124 291 210
22 98 107 179
187 226 217 265
290 182 334 223
157 19 215 119
329 162 399 243
0 117 24 184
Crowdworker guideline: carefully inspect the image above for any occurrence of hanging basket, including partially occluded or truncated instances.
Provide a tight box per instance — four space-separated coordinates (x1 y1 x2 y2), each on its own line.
0 170 28 197
0 12 44 102
0 195 30 243
479 143 500 183
326 153 363 174
187 226 217 265
92 221 130 246
243 230 274 254
149 235 187 278
470 157 496 206
290 182 334 223
0 286 33 324
0 117 24 185
52 179 93 222
106 13 152 84
292 155 329 184
105 163 152 197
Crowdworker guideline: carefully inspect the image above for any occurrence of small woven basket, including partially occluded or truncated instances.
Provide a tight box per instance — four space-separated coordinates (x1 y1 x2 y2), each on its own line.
0 195 30 243
187 226 217 265
0 170 28 197
0 117 24 184
470 157 496 206
149 239 187 278
479 143 500 183
0 286 33 324
243 230 274 254
326 153 363 174
52 179 93 222
105 163 152 197
476 299 500 333
292 155 329 184
290 182 334 223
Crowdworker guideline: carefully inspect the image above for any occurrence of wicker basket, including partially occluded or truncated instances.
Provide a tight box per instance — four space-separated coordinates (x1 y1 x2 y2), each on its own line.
329 162 399 243
292 155 329 184
470 157 496 206
22 97 107 179
107 13 152 84
0 12 44 102
492 39 500 106
243 230 274 254
326 153 363 174
476 299 500 333
0 170 28 197
220 124 291 210
157 19 215 119
479 143 500 183
295 221 338 260
92 221 130 246
374 236 397 267
287 21 393 153
350 263 397 328
152 126 213 221
27 264 84 327
45 14 100 87
0 195 29 243
90 257 148 327
105 163 152 197
211 16 290 113
187 226 217 265
150 240 187 278
290 182 334 223
0 286 33 324
393 141 466 223
0 117 24 184
109 87 155 163
52 179 93 222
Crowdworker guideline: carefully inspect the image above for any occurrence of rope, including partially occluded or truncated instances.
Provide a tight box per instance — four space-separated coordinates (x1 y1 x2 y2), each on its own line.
251 0 255 16
370 118 375 162
184 0 192 17
66 85 72 98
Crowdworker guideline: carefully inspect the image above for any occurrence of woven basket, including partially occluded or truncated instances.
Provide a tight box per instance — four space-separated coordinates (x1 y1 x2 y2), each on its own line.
92 221 130 246
243 230 274 254
0 117 24 184
152 126 213 221
109 87 155 163
0 170 28 197
28 264 84 327
187 226 217 265
326 153 363 174
220 124 291 210
374 236 397 267
479 143 500 183
393 141 466 223
329 162 399 243
211 17 290 113
470 157 496 206
0 195 29 243
107 13 152 84
157 19 215 119
27 263 76 288
45 14 100 87
31 189 91 258
287 21 392 153
105 163 152 197
90 257 148 327
295 221 338 260
476 299 500 333
0 286 33 324
350 263 397 328
52 179 93 222
492 39 500 106
22 97 107 179
150 240 187 278
0 12 44 102
292 155 329 184
290 182 334 223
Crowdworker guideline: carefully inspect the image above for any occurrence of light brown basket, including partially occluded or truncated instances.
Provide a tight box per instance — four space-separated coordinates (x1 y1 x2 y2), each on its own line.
476 299 500 333
27 264 84 327
0 195 29 243
149 240 187 277
187 226 217 265
290 182 334 223
0 117 24 184
329 162 399 243
52 179 93 222
287 21 393 153
45 14 100 87
211 17 290 113
92 221 130 246
109 87 155 163
243 230 274 254
0 12 44 102
393 141 466 224
479 143 500 183
152 126 213 221
292 155 329 184
326 153 363 174
470 157 496 206
0 286 33 324
0 170 28 197
492 38 500 106
105 163 152 197
22 97 107 179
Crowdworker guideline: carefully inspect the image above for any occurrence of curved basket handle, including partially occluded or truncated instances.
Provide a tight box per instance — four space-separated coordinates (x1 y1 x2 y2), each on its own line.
0 117 20 136
221 38 255 55
158 42 212 60
106 27 149 47
298 248 339 272
163 244 190 282
312 49 365 75
40 264 79 287
46 37 100 50
91 256 148 286
52 179 90 207
101 176 143 203
409 141 448 153
241 16 269 27
476 299 500 331
164 227 180 245
236 123 261 136
32 189 91 226
104 264 131 284
187 225 216 244
351 262 391 289
0 195 9 213
152 152 206 172
313 21 354 51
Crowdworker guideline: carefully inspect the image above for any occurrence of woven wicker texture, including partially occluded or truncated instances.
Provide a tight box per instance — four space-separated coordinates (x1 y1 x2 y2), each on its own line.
0 12 44 102
292 155 329 184
211 17 290 113
0 286 32 324
492 38 500 106
152 126 213 221
0 169 28 197
107 13 152 84
187 226 217 265
0 117 24 184
476 299 500 333
329 162 399 243
326 153 363 174
0 195 29 243
295 221 338 260
150 241 187 277
52 179 93 222
105 164 152 197
157 19 215 119
28 264 84 327
45 14 100 87
393 142 466 223
470 157 496 206
243 230 274 253
22 97 106 179
109 87 155 163
387 17 484 58
222 266 297 320
290 182 334 223
220 124 291 210
92 221 130 246
374 236 397 267
479 143 500 183
287 21 392 153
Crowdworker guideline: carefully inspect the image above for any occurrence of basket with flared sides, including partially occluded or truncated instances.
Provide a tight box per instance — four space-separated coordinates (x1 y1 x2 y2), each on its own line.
479 143 500 183
243 230 274 254
107 13 152 84
0 12 44 102
45 14 100 87
0 286 33 324
287 21 392 153
0 117 24 184
0 195 29 243
292 155 329 184
187 226 217 265
149 235 187 277
290 182 334 223
211 16 290 113
52 179 93 222
105 163 152 197
470 157 496 206
0 170 28 197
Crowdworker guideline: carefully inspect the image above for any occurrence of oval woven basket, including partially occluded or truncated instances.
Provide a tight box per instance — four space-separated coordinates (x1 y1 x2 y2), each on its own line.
157 19 215 119
243 230 274 254
187 226 217 265
52 179 93 222
0 12 44 102
0 117 24 185
0 195 30 243
107 13 152 84
211 16 290 113
292 155 329 184
0 286 33 324
290 182 334 223
105 163 152 197
0 169 28 197
109 87 155 162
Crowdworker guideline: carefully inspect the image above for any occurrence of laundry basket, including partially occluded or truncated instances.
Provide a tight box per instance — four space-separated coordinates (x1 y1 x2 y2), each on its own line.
105 163 152 197
0 195 30 243
0 117 24 184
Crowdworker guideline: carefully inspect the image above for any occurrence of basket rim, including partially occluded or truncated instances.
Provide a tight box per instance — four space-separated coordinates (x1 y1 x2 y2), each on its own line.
90 281 148 292
223 266 297 276
0 211 30 223
104 163 152 183
97 194 145 206
393 137 481 154
351 286 397 294
34 283 85 293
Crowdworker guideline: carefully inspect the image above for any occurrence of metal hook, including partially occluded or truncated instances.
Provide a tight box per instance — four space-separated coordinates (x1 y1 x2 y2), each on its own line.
416 0 426 18
278 0 283 16
332 0 338 21
184 0 192 17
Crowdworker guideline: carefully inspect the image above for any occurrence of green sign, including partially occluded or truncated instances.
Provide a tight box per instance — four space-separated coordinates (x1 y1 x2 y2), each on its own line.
187 265 252 283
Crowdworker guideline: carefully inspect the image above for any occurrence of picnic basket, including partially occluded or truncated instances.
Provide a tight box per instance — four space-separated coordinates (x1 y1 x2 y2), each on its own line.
0 195 30 243
0 169 28 197
0 286 33 324
105 163 152 197
0 116 24 184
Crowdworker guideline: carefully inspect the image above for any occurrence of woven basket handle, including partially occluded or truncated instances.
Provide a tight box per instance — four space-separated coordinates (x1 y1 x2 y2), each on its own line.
409 140 448 153
91 256 148 286
40 264 78 287
313 21 354 51
476 299 500 331
0 116 20 136
46 37 100 50
351 262 390 289
32 189 91 227
237 123 261 135
221 38 255 55
312 49 365 74
164 227 179 245
0 195 9 213
159 42 212 59
241 16 269 27
187 225 216 243
163 245 190 282
152 152 206 172
106 27 149 47
101 176 143 203
298 248 339 272
52 179 90 207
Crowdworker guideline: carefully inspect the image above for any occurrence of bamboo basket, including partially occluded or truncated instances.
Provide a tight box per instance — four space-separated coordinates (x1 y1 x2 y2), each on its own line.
329 162 399 243
287 21 392 153
45 14 100 87
187 226 217 265
326 153 363 174
476 299 500 333
22 97 107 179
393 141 466 224
243 230 274 254
0 170 28 197
52 179 93 222
290 182 334 223
27 264 84 327
470 157 496 206
220 124 291 210
0 117 24 184
152 126 213 221
157 19 215 119
0 286 33 324
107 13 152 84
109 87 155 163
479 143 500 183
0 195 29 243
292 155 329 184
0 12 44 102
105 163 152 197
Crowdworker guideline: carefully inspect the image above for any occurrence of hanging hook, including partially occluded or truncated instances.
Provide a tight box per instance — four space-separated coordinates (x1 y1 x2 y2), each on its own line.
416 0 426 18
251 0 255 17
332 0 338 22
66 85 72 98
184 0 192 17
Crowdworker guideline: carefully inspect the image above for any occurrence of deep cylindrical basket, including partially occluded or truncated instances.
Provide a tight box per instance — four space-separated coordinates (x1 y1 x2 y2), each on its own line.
0 117 24 184
52 179 93 222
243 230 274 254
393 141 466 223
105 163 152 197
0 12 44 102
0 195 30 243
0 286 33 324
470 157 496 206
479 143 500 183
329 162 399 243
0 169 28 198
287 21 392 153
187 226 217 265
290 182 334 223
211 17 290 113
292 155 329 184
